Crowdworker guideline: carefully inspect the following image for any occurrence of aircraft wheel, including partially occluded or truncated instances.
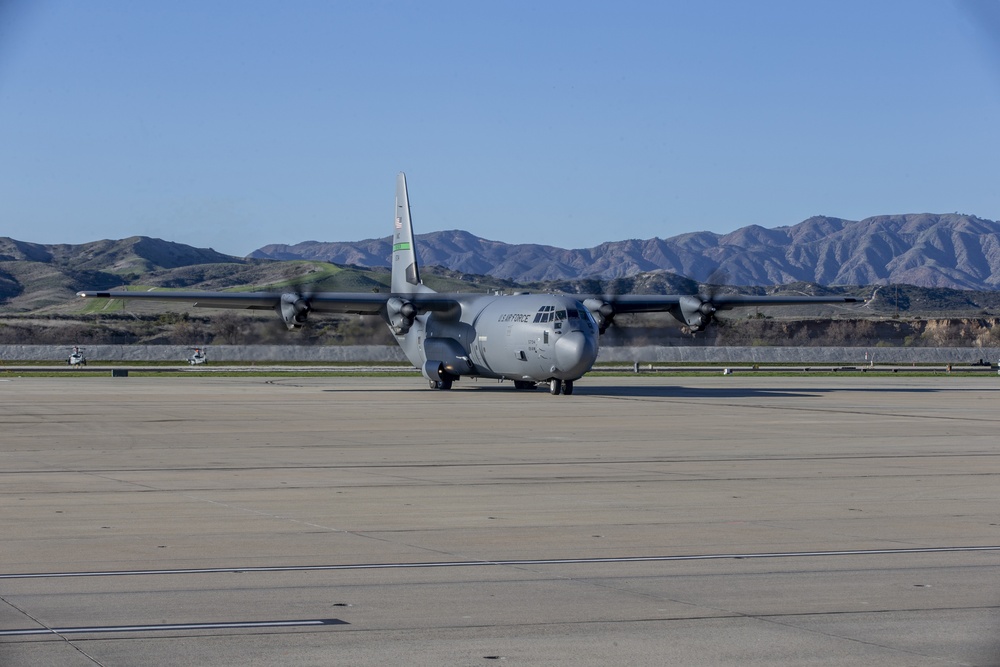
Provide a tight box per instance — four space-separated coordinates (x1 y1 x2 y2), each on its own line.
430 379 453 390
563 380 574 395
549 379 562 395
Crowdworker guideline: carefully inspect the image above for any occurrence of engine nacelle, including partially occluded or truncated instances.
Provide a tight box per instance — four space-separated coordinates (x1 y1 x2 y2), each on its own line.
387 297 417 335
678 295 717 332
583 298 616 334
278 293 310 330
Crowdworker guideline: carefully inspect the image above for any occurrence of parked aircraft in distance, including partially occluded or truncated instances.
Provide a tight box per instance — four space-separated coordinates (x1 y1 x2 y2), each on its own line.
67 346 86 366
79 173 860 394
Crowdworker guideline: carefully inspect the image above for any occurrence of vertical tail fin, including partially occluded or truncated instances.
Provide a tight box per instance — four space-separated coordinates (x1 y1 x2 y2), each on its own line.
391 172 428 294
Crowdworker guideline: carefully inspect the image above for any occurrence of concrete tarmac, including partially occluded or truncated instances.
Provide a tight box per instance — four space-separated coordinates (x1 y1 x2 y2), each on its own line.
1 375 999 666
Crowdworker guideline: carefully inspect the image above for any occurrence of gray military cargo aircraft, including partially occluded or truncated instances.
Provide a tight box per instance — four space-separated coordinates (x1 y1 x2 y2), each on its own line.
78 173 860 395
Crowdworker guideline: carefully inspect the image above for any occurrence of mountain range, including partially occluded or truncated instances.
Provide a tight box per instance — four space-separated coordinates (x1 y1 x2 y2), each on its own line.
3 212 1000 314
250 213 1000 290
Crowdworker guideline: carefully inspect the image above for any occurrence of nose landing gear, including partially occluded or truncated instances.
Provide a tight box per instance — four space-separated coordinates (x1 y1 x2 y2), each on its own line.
549 379 574 395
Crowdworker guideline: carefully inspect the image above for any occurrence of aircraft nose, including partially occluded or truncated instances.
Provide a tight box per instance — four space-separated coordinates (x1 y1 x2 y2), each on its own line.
554 330 598 378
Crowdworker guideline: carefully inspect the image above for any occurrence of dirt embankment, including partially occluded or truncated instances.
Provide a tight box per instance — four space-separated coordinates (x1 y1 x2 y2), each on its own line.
3 314 1000 348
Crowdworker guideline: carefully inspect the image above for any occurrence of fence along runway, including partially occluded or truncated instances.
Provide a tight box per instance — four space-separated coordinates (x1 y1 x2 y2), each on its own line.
1 375 999 666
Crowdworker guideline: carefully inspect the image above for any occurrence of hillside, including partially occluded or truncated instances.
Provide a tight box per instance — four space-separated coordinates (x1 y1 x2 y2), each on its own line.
6 231 1000 348
4 220 1000 320
250 213 1000 290
0 236 521 314
0 236 248 311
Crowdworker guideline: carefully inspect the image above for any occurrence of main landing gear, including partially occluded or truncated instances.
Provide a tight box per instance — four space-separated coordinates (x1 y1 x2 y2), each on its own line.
429 379 453 390
549 379 574 395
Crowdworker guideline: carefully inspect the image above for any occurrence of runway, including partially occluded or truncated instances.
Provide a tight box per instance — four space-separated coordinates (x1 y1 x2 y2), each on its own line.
1 375 999 665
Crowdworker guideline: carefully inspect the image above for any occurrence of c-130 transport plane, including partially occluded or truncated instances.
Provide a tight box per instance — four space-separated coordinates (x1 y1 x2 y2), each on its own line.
79 173 860 395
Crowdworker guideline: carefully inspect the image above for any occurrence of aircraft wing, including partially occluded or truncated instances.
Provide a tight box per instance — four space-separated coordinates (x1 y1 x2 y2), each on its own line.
77 289 391 315
76 289 467 315
588 294 862 314
580 293 862 332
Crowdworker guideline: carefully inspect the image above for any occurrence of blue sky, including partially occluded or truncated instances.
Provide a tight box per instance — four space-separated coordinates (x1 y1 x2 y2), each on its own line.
1 1 999 257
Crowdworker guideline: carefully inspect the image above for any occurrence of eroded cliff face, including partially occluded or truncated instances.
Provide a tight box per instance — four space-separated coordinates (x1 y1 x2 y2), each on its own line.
917 318 1000 347
600 316 1000 348
712 317 1000 348
2 313 999 349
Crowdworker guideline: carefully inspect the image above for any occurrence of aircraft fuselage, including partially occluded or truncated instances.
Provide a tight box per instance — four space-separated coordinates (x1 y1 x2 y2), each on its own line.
394 293 600 385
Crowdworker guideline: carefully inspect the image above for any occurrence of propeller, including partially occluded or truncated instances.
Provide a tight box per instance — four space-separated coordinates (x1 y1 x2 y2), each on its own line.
387 297 417 335
583 276 635 338
279 291 313 330
594 299 617 335
266 262 336 331
679 269 728 333
272 265 323 331
678 294 716 332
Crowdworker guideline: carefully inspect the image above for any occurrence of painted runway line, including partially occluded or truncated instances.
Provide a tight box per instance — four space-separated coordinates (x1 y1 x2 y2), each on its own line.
3 545 998 580
0 618 347 637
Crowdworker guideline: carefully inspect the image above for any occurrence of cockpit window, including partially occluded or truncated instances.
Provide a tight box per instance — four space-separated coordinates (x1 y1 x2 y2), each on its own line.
534 304 590 324
533 305 555 323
